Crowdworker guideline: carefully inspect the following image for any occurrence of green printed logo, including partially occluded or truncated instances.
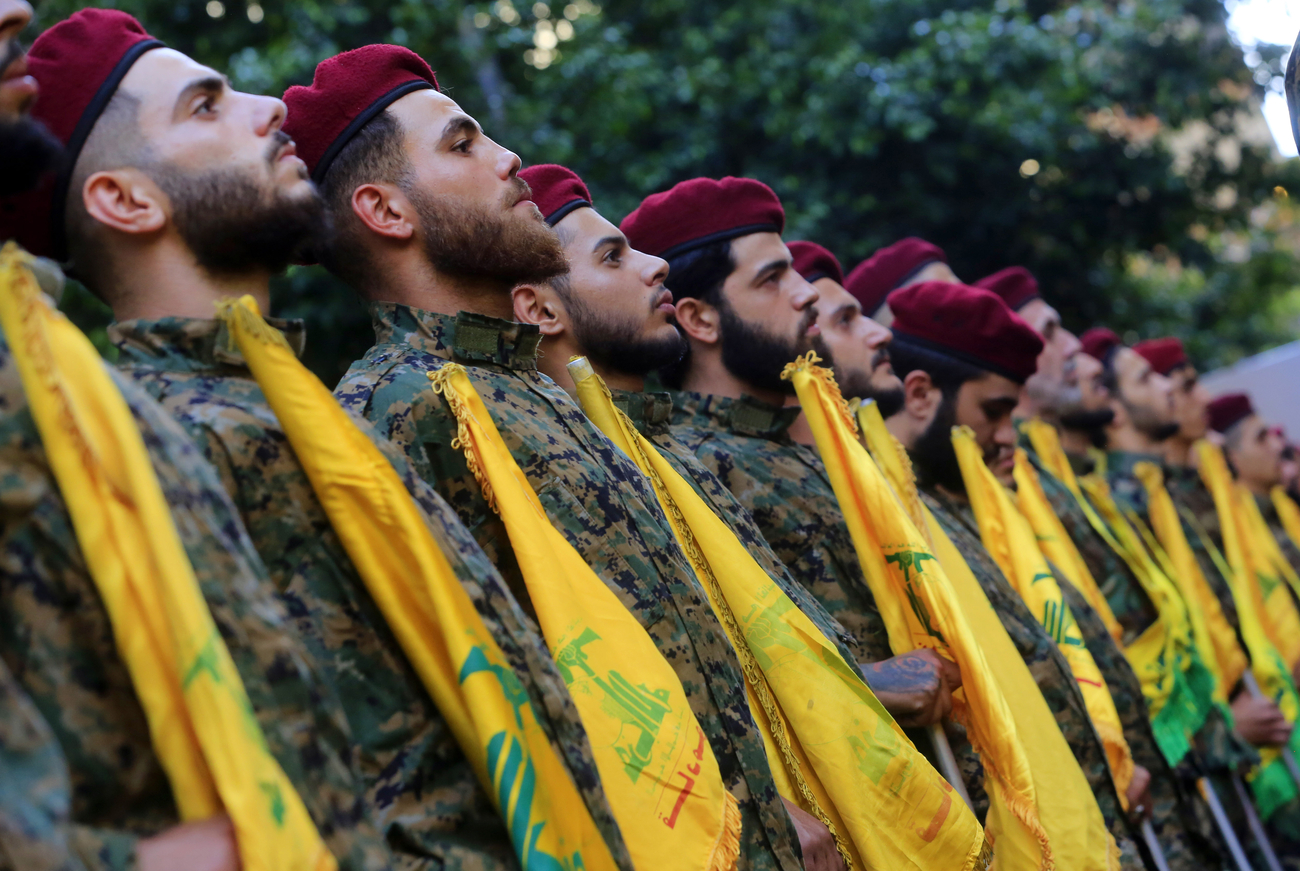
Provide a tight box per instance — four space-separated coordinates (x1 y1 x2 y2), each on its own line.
741 596 808 670
461 645 532 728
181 633 223 690
886 549 945 643
1040 595 1078 646
848 715 914 790
258 780 286 826
555 629 671 783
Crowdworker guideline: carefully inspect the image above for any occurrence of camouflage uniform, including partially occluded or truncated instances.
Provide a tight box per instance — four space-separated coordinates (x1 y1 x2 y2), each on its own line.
0 331 389 871
921 490 1145 869
0 655 81 871
667 392 892 666
665 391 992 818
109 316 630 871
1019 445 1223 867
609 388 860 668
334 305 801 871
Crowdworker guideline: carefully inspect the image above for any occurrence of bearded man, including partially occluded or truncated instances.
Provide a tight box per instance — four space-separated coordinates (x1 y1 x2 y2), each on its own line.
25 15 633 870
880 281 1156 867
288 48 807 871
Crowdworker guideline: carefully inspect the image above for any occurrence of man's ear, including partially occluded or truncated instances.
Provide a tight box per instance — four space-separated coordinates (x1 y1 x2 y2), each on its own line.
674 297 720 345
1106 395 1127 431
511 283 567 337
82 169 167 236
352 183 415 240
902 369 941 424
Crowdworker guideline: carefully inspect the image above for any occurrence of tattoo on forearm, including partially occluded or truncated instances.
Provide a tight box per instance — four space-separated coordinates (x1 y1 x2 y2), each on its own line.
859 653 940 694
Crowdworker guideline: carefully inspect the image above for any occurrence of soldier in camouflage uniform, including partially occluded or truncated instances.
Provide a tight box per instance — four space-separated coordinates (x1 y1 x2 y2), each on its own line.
26 15 629 869
282 48 807 871
0 9 389 870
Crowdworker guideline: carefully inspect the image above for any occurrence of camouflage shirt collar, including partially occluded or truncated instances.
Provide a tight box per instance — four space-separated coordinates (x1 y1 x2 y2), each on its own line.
671 390 801 440
108 314 307 371
609 388 674 437
1106 449 1166 481
369 302 541 370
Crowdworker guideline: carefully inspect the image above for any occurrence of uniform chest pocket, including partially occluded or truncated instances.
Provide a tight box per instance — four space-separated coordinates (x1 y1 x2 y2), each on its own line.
534 479 667 628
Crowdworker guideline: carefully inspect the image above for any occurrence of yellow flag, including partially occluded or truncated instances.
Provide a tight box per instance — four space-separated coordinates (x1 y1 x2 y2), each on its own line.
856 399 1119 871
0 248 333 871
572 360 990 871
216 297 617 871
1196 441 1300 818
1132 463 1247 698
1012 449 1125 645
952 429 1135 811
429 362 740 871
1239 488 1300 653
791 356 1119 871
1273 487 1300 555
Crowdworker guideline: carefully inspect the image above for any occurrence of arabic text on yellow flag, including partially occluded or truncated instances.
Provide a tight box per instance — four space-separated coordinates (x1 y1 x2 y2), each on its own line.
1012 449 1124 645
952 429 1134 810
855 398 1119 871
1132 462 1246 699
1196 441 1300 820
0 248 334 871
794 356 1117 871
428 361 739 871
216 297 618 871
572 360 990 871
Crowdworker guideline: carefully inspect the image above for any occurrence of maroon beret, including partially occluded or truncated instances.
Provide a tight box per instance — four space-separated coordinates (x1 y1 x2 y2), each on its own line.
889 281 1044 384
1080 327 1122 363
975 266 1040 311
1132 337 1188 376
620 177 784 261
518 164 592 226
788 241 844 286
1207 393 1255 433
283 45 438 183
843 237 947 317
3 10 165 258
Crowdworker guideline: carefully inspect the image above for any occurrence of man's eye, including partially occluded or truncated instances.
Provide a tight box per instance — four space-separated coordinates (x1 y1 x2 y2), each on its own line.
603 250 621 264
452 139 472 153
195 97 217 115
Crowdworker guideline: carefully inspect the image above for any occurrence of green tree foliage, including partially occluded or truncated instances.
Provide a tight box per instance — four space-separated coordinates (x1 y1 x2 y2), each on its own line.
33 0 1299 379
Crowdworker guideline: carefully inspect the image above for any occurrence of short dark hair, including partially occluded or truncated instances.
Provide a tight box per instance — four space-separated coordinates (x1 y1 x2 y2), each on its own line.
655 238 735 388
316 109 411 291
888 339 986 399
65 90 148 299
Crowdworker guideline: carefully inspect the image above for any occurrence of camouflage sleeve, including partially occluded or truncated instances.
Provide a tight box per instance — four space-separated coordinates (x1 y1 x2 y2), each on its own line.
335 359 447 483
0 656 90 871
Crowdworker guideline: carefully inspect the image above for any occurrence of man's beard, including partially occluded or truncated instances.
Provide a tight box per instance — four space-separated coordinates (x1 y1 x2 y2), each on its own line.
156 134 326 277
836 347 905 418
717 299 826 397
1122 396 1179 443
566 290 686 376
909 391 965 494
409 177 569 287
0 115 63 196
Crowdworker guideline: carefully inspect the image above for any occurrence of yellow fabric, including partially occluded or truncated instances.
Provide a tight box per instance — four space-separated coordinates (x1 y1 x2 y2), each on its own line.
1237 486 1300 670
1012 450 1124 645
572 360 990 871
0 249 333 871
1273 487 1300 556
1197 441 1300 817
1133 463 1247 699
952 429 1134 811
428 361 739 871
857 400 1123 871
216 298 616 871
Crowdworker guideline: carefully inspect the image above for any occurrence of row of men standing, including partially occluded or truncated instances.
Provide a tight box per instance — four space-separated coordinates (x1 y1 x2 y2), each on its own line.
4 3 1300 871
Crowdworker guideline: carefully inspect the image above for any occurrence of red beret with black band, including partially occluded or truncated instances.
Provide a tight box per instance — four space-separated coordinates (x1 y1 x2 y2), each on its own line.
788 241 844 287
4 9 165 259
1133 337 1188 377
1207 393 1255 434
283 45 438 183
975 266 1040 312
518 164 592 226
1080 327 1123 363
620 177 784 261
888 280 1044 384
843 237 947 318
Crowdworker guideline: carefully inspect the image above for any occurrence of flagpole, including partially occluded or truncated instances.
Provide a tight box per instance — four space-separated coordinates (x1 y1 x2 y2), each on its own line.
928 722 974 810
1139 819 1172 871
1198 777 1254 871
1231 774 1284 871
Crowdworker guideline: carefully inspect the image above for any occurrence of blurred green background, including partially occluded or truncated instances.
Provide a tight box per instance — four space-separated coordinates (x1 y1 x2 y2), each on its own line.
33 0 1300 383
